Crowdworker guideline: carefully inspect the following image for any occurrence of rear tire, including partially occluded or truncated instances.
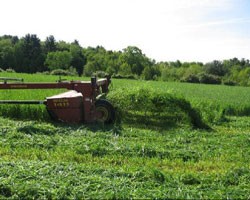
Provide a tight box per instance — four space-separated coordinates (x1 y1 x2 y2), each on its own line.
95 99 115 124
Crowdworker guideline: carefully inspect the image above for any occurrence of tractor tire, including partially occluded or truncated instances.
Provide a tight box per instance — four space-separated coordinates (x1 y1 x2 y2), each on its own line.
95 99 115 124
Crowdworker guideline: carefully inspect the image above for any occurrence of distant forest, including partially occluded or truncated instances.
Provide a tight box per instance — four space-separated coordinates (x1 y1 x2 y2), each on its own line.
1 34 250 86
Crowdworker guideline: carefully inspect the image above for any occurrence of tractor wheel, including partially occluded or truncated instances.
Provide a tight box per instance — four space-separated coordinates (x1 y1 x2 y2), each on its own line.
95 99 115 124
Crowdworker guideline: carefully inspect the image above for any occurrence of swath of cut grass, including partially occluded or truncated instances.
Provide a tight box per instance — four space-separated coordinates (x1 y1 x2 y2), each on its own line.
107 87 209 129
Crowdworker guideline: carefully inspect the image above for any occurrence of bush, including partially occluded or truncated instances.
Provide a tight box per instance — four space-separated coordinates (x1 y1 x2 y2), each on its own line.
223 79 237 86
36 71 50 75
93 71 108 78
142 66 161 80
5 68 15 73
42 71 50 75
198 73 221 84
50 69 70 76
50 69 76 76
0 68 4 72
181 74 200 83
112 74 137 80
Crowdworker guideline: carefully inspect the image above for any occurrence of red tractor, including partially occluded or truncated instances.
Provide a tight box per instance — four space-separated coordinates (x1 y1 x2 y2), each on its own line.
0 76 115 123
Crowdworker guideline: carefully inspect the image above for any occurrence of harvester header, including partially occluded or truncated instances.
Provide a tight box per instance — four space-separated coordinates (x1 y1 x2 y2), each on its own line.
0 77 115 123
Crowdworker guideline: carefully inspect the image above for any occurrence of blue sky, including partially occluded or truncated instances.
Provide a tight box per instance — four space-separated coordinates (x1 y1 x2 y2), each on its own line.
1 0 250 62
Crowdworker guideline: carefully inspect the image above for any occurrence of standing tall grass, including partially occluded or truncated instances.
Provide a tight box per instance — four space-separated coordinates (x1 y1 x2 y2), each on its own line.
0 105 50 121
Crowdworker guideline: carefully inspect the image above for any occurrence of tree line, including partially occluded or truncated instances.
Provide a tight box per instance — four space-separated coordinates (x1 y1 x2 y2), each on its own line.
1 34 250 86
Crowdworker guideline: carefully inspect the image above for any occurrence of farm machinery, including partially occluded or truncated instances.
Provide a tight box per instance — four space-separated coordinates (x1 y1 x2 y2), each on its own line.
0 77 115 123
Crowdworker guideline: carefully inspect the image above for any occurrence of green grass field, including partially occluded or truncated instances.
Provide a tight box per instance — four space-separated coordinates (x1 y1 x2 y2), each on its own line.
0 72 249 199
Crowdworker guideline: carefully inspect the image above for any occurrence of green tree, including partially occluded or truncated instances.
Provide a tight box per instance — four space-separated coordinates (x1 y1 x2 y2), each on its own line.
83 61 98 76
119 46 152 76
105 51 121 75
0 38 15 70
204 60 225 76
119 63 132 75
70 42 86 76
142 66 161 80
239 68 250 86
161 66 179 81
170 60 182 68
19 34 45 72
45 51 72 70
57 41 71 51
83 46 107 73
183 63 202 77
44 35 57 53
